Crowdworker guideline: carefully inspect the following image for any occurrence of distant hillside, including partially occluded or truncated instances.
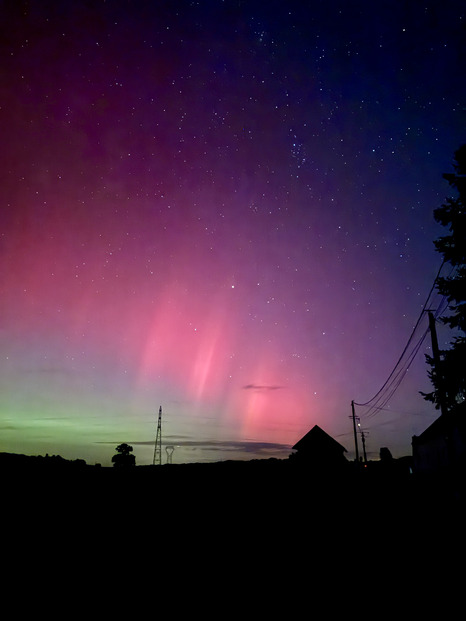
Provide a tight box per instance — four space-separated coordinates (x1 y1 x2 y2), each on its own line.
1 450 462 534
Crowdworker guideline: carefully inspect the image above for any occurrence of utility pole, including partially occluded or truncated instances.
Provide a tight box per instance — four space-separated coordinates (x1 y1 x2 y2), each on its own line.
428 311 448 418
351 400 360 463
360 429 368 464
428 311 456 473
153 405 162 466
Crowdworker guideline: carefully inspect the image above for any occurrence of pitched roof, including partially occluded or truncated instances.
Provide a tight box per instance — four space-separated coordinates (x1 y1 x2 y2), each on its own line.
412 400 466 445
292 425 347 454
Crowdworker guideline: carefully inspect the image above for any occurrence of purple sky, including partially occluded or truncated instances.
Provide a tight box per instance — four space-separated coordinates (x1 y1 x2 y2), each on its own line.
1 1 464 465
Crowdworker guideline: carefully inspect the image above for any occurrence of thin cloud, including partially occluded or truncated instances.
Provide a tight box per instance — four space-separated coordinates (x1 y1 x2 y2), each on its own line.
109 438 292 454
242 384 284 392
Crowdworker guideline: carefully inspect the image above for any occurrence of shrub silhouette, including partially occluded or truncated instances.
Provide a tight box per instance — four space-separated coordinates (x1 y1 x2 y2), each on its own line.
112 443 136 468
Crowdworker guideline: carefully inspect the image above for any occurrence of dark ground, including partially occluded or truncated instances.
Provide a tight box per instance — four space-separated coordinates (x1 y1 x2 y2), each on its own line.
2 451 463 523
1 451 463 614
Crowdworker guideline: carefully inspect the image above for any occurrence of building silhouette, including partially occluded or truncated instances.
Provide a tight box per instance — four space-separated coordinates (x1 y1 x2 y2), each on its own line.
290 425 348 469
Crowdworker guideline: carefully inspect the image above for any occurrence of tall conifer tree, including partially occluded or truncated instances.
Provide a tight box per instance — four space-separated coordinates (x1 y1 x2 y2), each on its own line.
423 145 466 410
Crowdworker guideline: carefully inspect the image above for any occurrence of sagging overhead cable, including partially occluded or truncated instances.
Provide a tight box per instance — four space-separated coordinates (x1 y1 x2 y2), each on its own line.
353 260 447 411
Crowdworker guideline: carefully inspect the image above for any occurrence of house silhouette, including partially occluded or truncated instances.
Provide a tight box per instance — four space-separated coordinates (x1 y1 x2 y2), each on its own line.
291 425 348 468
412 401 466 476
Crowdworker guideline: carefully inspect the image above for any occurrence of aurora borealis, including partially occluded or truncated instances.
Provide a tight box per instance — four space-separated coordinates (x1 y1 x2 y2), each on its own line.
1 0 465 466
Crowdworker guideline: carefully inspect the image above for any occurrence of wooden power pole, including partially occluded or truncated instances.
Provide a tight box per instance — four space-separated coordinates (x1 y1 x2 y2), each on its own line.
428 311 448 418
351 400 360 463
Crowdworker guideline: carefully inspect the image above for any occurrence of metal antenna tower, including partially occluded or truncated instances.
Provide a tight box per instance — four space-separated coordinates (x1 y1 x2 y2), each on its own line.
165 445 175 464
153 405 162 465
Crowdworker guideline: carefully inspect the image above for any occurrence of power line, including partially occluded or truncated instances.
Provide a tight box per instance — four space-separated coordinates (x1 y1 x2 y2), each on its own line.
361 324 431 419
358 295 450 420
353 261 448 413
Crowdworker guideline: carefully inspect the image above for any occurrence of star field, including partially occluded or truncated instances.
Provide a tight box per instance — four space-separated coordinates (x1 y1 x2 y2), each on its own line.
1 0 465 465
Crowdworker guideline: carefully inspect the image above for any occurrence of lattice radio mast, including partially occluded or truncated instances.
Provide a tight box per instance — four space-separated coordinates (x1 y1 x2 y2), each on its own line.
153 405 162 465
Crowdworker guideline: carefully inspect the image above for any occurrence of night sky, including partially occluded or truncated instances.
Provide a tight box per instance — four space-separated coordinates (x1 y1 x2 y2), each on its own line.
1 0 465 466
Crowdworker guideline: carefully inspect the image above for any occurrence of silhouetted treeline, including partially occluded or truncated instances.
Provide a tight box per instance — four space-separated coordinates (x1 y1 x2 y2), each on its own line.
1 449 460 515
